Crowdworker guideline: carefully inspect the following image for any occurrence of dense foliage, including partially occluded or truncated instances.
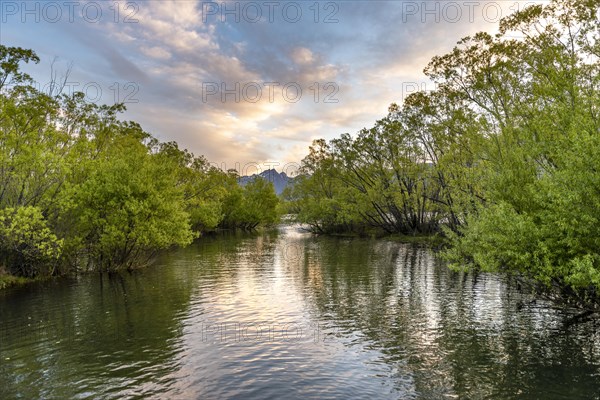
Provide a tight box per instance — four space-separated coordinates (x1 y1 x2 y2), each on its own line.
0 45 279 276
288 0 600 308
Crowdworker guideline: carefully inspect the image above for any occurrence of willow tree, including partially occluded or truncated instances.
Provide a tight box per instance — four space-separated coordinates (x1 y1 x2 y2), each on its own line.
438 0 600 308
0 44 281 277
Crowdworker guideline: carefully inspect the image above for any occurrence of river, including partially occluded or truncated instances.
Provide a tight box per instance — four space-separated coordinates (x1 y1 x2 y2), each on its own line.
1 225 599 399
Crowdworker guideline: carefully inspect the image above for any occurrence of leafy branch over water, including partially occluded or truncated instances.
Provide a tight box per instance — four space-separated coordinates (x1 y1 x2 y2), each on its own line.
0 45 279 277
285 0 600 309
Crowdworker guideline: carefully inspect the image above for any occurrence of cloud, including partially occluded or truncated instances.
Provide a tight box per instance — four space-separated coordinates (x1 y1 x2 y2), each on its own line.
140 46 171 60
291 47 314 65
3 0 538 169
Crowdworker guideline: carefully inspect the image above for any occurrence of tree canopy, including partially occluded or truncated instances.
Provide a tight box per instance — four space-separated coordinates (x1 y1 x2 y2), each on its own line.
0 45 280 276
288 0 600 309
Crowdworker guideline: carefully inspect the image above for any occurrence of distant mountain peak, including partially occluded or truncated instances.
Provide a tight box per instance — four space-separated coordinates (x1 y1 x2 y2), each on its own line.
238 169 291 195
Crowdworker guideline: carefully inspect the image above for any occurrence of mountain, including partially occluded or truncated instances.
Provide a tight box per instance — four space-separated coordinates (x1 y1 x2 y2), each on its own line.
238 169 291 195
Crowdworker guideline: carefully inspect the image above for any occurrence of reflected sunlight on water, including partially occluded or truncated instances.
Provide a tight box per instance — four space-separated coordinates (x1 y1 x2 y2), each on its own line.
1 225 600 399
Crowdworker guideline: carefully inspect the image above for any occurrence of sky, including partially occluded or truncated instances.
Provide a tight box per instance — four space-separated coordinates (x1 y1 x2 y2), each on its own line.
0 0 546 175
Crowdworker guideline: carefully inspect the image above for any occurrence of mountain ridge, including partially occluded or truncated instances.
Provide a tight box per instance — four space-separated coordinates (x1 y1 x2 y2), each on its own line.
238 169 291 195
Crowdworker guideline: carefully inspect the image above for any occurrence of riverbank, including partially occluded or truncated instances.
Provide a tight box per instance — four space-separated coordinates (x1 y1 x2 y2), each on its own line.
0 273 37 290
305 227 446 247
0 226 445 291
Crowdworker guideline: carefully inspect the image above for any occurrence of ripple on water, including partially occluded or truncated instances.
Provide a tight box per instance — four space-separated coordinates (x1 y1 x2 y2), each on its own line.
1 226 600 399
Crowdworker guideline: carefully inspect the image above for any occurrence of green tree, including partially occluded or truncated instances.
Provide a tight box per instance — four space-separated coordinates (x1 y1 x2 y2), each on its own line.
0 43 277 277
60 129 195 271
0 206 62 277
437 0 600 308
222 175 280 230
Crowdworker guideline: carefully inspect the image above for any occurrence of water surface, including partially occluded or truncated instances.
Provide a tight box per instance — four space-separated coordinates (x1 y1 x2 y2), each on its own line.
1 225 599 399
